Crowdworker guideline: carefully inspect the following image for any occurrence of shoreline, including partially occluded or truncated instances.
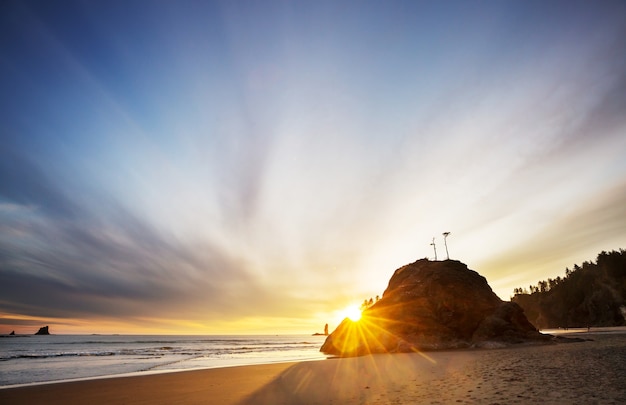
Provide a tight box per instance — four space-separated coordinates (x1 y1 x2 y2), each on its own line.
0 334 328 388
4 327 620 389
0 361 299 405
540 326 626 335
1 331 625 404
0 356 328 391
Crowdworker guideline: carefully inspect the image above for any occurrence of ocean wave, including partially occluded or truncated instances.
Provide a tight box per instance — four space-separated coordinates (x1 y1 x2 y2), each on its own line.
0 344 318 362
1 352 117 360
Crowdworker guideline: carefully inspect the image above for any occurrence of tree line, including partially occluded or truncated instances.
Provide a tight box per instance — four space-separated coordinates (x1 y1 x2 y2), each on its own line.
511 249 626 329
360 295 380 310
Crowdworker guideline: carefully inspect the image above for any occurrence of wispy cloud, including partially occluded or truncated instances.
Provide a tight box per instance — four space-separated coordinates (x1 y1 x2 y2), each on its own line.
1 0 625 332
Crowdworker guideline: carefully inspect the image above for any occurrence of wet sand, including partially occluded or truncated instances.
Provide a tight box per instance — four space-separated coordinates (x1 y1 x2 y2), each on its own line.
1 331 625 404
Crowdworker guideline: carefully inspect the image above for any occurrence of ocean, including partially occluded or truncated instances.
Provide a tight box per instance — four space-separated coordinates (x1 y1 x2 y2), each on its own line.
0 334 329 388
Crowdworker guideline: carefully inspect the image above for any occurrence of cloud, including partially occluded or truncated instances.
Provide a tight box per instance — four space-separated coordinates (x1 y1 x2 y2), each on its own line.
0 148 80 219
481 180 626 294
0 153 282 324
2 0 626 332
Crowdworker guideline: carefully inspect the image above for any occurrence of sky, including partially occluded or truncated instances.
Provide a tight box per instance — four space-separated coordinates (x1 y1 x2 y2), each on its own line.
1 0 625 335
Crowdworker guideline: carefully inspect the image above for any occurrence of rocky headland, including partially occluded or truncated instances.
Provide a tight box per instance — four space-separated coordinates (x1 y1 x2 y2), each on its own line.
321 259 553 356
35 326 50 335
512 249 626 329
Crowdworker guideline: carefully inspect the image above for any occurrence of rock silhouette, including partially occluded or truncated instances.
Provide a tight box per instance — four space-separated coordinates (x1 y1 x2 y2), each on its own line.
321 259 550 356
313 323 331 336
35 326 50 335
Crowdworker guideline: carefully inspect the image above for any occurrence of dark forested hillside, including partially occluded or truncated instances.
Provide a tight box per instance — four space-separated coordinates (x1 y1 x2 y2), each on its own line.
511 249 626 329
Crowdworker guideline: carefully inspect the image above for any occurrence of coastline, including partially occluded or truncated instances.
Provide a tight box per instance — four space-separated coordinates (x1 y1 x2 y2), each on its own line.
1 330 625 404
0 334 327 387
0 356 327 391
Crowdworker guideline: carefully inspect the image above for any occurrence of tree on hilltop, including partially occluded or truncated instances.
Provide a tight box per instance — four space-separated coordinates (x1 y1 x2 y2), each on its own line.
512 249 626 329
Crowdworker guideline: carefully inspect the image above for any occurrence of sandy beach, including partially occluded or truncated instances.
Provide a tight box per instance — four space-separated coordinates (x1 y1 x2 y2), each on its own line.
2 331 625 405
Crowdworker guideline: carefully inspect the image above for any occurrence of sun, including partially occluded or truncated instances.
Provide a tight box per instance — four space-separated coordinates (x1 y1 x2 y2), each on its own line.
341 304 362 322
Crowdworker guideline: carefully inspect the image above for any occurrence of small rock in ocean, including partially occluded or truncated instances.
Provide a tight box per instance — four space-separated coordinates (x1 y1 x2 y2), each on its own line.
35 326 50 335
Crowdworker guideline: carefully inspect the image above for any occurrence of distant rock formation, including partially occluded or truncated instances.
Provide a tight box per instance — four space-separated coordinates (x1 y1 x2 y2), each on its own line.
321 259 551 356
313 323 330 336
9 330 15 335
35 326 50 335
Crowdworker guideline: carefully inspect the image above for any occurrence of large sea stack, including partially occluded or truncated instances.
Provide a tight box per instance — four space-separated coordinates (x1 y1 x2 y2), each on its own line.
321 259 551 356
34 326 50 335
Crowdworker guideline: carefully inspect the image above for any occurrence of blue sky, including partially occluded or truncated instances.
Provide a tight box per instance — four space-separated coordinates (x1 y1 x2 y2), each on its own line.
1 0 625 334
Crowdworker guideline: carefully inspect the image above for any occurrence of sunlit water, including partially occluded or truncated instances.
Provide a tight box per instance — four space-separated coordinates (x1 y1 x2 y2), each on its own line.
0 334 328 387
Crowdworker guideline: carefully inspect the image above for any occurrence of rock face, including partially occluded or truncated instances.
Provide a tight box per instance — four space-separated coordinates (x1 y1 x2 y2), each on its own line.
35 326 50 335
321 259 550 356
